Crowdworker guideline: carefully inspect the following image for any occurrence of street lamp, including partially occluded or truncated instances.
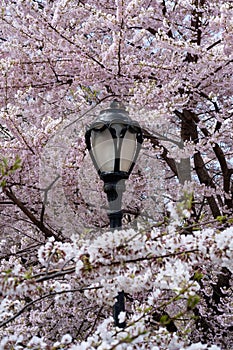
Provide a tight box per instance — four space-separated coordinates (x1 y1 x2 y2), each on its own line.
85 99 143 327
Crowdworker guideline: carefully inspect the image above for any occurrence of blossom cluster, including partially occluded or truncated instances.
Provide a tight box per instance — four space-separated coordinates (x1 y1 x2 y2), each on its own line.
38 237 74 268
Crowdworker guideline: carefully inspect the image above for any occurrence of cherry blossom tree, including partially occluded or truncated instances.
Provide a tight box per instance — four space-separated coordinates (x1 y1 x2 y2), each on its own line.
0 0 232 349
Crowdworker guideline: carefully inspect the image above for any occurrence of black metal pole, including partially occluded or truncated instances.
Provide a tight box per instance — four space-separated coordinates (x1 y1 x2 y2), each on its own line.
104 179 126 328
112 291 126 328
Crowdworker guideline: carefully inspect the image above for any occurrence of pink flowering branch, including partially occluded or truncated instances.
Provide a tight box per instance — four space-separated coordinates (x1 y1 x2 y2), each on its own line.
0 286 103 328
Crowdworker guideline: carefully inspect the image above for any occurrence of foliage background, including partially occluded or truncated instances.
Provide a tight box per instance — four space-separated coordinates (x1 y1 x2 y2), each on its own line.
0 0 232 349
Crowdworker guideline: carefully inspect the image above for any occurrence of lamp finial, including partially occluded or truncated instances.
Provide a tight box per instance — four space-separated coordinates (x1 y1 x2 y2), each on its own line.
110 99 125 110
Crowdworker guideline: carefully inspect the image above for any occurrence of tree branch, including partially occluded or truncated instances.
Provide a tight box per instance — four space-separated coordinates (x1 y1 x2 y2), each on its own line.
3 188 63 241
142 128 178 176
175 109 222 218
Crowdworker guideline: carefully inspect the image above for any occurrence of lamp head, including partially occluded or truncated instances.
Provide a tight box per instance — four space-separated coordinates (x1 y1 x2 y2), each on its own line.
85 100 143 183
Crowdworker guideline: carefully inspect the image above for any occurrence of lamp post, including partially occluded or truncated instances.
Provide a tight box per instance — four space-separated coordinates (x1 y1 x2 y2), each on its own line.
85 100 143 327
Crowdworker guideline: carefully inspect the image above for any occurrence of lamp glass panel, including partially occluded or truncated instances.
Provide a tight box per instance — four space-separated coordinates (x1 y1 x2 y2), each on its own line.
92 128 115 172
120 130 137 172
